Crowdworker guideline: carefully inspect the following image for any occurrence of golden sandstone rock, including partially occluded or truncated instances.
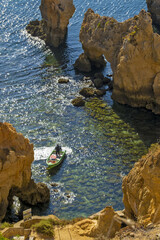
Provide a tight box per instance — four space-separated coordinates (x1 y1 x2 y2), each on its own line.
0 122 49 222
74 207 121 238
79 9 160 114
122 144 160 225
40 0 75 47
26 0 75 47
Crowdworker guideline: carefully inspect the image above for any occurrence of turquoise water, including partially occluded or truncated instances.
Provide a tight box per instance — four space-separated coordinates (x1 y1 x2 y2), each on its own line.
1 0 160 221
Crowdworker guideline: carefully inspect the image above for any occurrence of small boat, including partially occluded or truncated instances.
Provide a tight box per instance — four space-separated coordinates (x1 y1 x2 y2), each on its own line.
46 149 66 169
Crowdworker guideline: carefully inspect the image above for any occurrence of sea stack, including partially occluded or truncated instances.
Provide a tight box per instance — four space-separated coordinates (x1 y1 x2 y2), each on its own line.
40 0 75 47
26 0 75 47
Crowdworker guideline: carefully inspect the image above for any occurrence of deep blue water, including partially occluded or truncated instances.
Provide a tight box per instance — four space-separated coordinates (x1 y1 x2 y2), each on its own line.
1 0 160 221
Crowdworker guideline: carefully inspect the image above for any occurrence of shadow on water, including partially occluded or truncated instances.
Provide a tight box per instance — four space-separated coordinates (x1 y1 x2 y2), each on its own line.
112 101 160 147
46 161 66 175
48 34 74 72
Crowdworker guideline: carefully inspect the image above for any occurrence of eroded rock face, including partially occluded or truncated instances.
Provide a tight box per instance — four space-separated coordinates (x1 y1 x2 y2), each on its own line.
79 9 160 114
74 207 121 238
0 122 50 222
146 0 160 26
40 0 75 47
122 144 160 225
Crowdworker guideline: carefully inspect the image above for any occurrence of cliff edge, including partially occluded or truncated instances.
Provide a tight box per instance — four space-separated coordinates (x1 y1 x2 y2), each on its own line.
0 122 50 222
123 143 160 225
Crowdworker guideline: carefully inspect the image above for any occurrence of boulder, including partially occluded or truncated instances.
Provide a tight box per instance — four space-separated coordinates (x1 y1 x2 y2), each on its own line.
79 87 95 97
93 78 103 88
122 144 160 225
74 54 106 72
94 89 106 97
0 122 50 222
79 8 160 114
71 97 85 107
58 78 69 83
74 53 91 72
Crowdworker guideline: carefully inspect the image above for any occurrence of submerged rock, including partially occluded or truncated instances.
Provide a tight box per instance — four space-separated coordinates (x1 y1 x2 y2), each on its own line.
0 122 50 222
50 182 59 187
71 97 85 107
79 87 106 98
74 53 91 72
79 87 95 98
79 8 160 114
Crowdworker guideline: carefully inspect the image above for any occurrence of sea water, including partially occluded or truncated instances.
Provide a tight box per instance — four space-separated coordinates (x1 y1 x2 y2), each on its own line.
1 0 160 221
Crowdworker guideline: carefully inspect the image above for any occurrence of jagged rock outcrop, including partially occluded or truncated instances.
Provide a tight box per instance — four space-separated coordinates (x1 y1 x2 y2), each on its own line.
0 122 50 222
27 0 75 47
122 144 160 225
78 8 160 114
74 207 121 238
146 0 160 26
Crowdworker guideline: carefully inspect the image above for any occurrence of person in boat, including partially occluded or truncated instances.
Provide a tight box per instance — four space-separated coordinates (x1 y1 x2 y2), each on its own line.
55 144 62 157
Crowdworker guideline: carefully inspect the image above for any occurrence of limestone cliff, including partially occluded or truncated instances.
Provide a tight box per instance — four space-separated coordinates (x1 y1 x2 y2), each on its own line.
0 122 50 222
146 0 160 26
78 9 160 114
122 144 160 225
26 0 75 47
